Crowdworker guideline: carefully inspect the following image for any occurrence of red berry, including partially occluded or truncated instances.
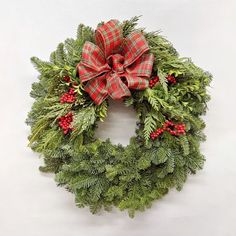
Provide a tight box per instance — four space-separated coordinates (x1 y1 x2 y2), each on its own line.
153 76 159 82
60 89 76 104
149 76 160 88
58 112 74 134
63 76 71 83
166 75 177 84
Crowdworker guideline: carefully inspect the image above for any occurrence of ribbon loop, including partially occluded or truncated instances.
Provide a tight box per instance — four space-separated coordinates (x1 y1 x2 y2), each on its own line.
123 31 149 68
125 53 154 77
95 20 123 58
78 19 154 105
78 42 110 82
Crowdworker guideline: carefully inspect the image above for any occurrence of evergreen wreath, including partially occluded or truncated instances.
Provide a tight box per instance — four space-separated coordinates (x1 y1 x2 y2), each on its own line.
27 16 211 218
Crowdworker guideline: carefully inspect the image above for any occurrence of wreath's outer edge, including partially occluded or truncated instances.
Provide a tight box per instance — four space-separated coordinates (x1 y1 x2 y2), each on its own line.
27 16 212 218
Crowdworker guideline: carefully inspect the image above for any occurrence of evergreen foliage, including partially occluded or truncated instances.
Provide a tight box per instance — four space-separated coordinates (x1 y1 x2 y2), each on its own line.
27 16 211 217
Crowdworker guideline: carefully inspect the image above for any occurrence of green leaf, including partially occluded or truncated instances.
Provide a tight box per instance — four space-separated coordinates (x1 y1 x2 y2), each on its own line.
76 24 94 42
145 88 160 111
31 57 55 76
144 112 158 142
179 136 190 156
71 106 96 138
124 96 134 107
152 147 171 165
105 165 118 180
96 101 108 122
137 156 151 170
72 176 98 190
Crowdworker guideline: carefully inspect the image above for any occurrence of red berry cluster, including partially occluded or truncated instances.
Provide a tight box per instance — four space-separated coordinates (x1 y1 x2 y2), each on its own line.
150 127 165 139
63 75 79 87
150 120 186 140
149 76 159 88
58 112 73 134
149 75 177 89
63 75 71 83
164 121 186 135
166 75 177 84
60 88 76 104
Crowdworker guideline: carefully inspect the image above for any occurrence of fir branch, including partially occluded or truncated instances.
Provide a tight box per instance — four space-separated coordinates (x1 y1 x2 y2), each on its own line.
71 106 96 138
122 16 141 37
144 111 158 142
77 24 94 42
158 70 168 94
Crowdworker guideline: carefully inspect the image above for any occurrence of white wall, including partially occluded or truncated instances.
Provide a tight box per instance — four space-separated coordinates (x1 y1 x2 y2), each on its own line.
0 0 235 235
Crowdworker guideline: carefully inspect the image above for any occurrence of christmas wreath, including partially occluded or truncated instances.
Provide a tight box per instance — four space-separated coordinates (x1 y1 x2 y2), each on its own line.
27 17 211 217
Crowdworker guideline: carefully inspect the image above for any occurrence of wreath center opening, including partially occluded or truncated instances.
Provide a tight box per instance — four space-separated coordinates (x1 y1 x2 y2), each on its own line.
95 99 137 146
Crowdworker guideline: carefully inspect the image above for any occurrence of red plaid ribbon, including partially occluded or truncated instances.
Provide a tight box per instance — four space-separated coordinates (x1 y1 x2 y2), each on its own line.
77 19 154 105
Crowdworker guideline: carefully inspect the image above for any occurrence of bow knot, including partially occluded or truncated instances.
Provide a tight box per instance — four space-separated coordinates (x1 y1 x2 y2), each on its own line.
78 20 154 105
108 54 125 74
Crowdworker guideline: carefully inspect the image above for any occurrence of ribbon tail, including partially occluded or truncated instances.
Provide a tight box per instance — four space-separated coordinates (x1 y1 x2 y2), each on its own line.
123 31 150 67
106 73 131 100
84 74 108 105
124 74 149 90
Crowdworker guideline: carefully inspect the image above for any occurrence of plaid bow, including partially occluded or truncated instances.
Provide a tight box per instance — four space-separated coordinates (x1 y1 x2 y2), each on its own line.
77 19 154 105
